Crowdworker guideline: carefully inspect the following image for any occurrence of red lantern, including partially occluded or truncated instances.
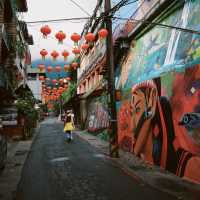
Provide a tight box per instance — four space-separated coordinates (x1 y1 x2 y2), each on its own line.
59 79 64 84
38 64 45 72
85 33 95 43
59 89 63 94
52 95 56 101
66 77 71 81
71 33 81 46
71 62 78 70
98 28 108 39
72 48 80 55
40 25 51 38
64 84 68 89
52 79 57 85
55 31 66 44
81 43 89 50
40 49 48 60
51 51 59 61
39 76 45 81
55 66 61 73
64 64 70 72
47 66 53 73
62 50 69 61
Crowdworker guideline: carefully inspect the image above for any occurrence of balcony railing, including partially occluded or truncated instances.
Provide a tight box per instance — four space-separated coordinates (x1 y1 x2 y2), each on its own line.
78 41 106 82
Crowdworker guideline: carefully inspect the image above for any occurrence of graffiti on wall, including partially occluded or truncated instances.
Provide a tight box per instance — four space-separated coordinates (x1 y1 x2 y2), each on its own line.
86 96 109 132
117 0 200 183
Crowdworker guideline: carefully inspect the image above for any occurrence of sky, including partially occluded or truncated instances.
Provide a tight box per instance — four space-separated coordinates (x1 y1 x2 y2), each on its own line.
20 0 138 62
21 0 98 61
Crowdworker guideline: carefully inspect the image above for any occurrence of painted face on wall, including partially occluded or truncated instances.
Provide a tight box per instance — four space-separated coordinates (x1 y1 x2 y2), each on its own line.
131 80 158 157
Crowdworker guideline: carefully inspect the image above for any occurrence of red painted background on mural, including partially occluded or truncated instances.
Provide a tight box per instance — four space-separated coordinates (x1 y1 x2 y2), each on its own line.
117 65 200 183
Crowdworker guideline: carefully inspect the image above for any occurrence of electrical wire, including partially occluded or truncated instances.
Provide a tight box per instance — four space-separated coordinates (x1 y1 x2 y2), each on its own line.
25 0 200 36
113 16 200 35
26 15 200 36
26 17 90 24
68 0 91 17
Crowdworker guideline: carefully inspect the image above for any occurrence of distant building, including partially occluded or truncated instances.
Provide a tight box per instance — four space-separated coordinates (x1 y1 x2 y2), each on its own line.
27 65 45 101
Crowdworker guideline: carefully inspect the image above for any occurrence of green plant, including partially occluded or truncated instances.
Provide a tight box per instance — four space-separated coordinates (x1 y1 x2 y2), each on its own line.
61 82 77 105
16 91 38 129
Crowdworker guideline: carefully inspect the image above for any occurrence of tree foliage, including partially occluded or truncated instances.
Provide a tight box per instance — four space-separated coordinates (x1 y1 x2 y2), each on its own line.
61 82 77 105
16 91 38 128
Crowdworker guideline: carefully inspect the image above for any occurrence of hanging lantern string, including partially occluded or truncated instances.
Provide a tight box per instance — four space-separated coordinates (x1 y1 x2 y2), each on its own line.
26 17 200 36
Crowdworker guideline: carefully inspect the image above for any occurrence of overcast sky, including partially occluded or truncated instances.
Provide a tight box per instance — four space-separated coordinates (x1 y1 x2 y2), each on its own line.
22 0 98 61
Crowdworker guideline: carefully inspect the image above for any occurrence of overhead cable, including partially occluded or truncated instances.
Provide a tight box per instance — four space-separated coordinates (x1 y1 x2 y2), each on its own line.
68 0 91 17
26 16 200 36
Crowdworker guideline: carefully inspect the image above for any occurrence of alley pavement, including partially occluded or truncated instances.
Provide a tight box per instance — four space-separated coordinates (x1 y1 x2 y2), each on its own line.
16 117 177 200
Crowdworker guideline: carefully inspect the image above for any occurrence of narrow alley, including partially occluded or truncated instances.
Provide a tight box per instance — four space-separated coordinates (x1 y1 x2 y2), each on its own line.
16 118 175 200
1 0 200 199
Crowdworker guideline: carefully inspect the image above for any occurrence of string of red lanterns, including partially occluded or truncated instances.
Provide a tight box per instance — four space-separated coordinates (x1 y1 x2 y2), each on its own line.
40 27 108 46
40 28 108 103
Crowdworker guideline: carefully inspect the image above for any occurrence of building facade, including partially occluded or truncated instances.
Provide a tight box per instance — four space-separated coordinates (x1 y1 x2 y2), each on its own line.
116 0 200 183
0 0 32 106
77 0 200 183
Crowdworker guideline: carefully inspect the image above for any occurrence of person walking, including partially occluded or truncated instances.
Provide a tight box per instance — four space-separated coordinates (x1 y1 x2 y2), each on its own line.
63 110 75 142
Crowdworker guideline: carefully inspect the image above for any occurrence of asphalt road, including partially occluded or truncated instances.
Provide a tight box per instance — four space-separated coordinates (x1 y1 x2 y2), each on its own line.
16 118 177 200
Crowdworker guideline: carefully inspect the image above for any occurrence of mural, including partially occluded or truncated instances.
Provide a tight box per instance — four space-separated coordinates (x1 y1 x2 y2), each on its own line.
124 0 200 88
86 95 109 133
117 0 200 183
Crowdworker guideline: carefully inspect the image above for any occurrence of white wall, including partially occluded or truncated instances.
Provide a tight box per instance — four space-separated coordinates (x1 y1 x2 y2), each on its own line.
27 78 42 100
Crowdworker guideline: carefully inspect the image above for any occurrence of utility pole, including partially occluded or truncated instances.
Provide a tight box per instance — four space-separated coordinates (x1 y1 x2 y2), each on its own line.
105 0 119 158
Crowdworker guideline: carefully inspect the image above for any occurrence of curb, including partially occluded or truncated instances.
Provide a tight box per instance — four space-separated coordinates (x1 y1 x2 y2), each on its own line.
76 131 200 200
13 125 41 200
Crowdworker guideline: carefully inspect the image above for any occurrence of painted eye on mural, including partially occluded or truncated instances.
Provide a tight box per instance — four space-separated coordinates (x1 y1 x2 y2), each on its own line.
179 112 200 130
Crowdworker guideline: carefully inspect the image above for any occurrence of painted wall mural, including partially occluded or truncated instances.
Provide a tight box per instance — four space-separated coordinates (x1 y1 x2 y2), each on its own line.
86 95 109 133
124 0 200 89
117 0 200 183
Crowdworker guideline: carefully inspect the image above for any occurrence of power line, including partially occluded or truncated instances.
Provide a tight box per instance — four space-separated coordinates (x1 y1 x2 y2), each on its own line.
26 17 90 24
26 16 200 36
26 1 138 25
113 17 200 36
68 0 91 17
